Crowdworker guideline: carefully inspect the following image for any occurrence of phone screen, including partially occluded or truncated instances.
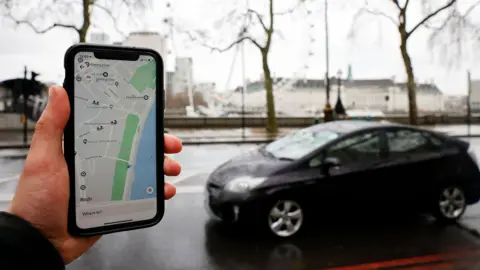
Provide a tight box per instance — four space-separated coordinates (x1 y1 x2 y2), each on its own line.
73 52 157 229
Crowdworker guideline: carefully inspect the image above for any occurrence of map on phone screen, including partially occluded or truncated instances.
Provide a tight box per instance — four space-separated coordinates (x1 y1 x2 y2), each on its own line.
73 52 158 229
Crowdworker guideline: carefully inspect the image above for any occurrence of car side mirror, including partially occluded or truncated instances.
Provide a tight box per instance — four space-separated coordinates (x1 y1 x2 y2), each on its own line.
321 157 341 173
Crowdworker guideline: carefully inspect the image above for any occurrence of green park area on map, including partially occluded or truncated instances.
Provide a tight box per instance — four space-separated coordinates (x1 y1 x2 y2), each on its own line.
129 61 156 93
111 114 140 201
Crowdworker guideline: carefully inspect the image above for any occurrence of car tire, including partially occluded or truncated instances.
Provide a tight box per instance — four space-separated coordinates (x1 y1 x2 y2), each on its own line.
266 199 305 238
432 185 467 223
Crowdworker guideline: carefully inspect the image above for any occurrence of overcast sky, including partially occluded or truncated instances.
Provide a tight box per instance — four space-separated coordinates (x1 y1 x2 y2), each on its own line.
1 0 479 95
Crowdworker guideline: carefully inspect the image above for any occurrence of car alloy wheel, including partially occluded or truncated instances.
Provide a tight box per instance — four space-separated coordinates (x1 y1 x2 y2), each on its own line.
268 200 304 237
438 186 466 220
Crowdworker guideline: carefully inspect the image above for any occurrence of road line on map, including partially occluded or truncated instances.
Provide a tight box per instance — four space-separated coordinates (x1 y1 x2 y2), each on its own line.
0 174 20 184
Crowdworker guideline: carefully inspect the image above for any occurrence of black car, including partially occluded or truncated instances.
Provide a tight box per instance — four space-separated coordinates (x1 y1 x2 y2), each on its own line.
204 120 480 238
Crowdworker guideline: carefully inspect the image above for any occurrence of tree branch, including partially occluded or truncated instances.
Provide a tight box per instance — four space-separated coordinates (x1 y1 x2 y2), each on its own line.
403 0 410 9
6 12 79 34
361 7 397 25
206 36 263 53
462 0 480 18
274 0 303 16
407 0 456 37
91 2 127 38
247 8 267 33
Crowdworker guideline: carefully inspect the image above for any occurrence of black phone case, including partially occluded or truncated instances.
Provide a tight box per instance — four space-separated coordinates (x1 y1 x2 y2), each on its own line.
63 43 165 236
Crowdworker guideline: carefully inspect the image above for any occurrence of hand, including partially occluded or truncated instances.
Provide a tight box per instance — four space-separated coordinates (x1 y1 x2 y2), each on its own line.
6 86 182 264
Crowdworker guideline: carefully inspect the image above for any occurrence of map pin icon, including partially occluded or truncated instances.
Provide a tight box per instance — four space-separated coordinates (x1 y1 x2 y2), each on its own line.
83 139 87 144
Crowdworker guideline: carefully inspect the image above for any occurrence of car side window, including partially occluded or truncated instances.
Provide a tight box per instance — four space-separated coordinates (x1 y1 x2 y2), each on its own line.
324 132 382 166
309 155 323 167
386 129 440 157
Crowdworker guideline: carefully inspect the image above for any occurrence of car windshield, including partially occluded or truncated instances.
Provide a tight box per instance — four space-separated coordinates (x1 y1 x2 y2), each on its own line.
264 129 339 160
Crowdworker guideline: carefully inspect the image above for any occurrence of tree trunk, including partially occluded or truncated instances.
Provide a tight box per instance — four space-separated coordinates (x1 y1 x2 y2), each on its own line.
399 33 418 125
79 0 90 43
79 30 87 42
262 51 277 133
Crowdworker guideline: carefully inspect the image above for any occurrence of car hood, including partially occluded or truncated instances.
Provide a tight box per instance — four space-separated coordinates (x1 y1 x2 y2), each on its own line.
208 147 288 186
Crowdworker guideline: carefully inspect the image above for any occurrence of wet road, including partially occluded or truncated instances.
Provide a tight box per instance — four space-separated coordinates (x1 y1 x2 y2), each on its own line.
3 143 480 269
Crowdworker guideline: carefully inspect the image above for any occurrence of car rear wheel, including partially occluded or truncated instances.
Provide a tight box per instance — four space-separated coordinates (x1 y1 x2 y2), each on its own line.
267 199 304 238
433 185 467 223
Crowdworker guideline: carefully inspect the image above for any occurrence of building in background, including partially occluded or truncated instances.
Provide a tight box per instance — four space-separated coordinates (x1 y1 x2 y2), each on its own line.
89 32 110 44
172 57 193 95
470 80 480 112
220 77 446 116
194 82 216 94
444 95 467 112
193 82 217 107
166 72 175 95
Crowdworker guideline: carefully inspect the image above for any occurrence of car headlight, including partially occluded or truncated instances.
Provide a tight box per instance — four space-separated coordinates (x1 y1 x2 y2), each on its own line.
225 176 267 193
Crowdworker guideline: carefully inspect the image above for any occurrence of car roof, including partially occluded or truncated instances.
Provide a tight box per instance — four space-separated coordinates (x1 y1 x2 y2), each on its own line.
307 120 405 134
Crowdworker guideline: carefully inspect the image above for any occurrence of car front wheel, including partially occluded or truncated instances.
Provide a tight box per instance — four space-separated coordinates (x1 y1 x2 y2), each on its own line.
433 185 467 223
267 199 304 238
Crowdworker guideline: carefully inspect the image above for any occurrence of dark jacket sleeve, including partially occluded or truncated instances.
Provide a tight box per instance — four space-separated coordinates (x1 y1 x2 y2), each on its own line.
0 211 65 270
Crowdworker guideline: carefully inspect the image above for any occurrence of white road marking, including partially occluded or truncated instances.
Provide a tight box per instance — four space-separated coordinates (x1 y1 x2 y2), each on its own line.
176 185 204 194
0 174 20 184
169 170 208 184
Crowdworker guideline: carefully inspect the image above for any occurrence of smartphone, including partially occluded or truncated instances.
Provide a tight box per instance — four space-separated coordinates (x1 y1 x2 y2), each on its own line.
63 44 164 236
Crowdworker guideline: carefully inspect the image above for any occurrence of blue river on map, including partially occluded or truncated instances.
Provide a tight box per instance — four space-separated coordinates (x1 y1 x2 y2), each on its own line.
130 103 156 200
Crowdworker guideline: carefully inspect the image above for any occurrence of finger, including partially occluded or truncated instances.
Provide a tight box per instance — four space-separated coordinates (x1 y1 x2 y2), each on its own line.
164 156 181 176
165 134 182 154
164 182 176 200
26 86 70 160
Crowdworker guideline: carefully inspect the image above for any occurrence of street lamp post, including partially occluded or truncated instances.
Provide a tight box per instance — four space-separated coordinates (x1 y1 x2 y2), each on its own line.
337 69 342 99
334 69 346 118
322 0 333 122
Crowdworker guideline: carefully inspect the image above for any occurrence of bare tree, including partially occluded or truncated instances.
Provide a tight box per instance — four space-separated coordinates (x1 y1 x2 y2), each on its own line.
351 0 461 125
427 1 480 66
0 0 148 42
187 0 305 133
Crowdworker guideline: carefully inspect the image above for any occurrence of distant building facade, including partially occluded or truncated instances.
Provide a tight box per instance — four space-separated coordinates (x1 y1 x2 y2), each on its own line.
172 57 193 95
222 77 446 116
193 82 216 107
89 32 110 44
444 95 467 112
470 80 480 112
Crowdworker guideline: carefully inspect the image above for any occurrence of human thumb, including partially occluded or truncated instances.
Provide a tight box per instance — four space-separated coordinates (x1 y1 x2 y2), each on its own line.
28 86 70 157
